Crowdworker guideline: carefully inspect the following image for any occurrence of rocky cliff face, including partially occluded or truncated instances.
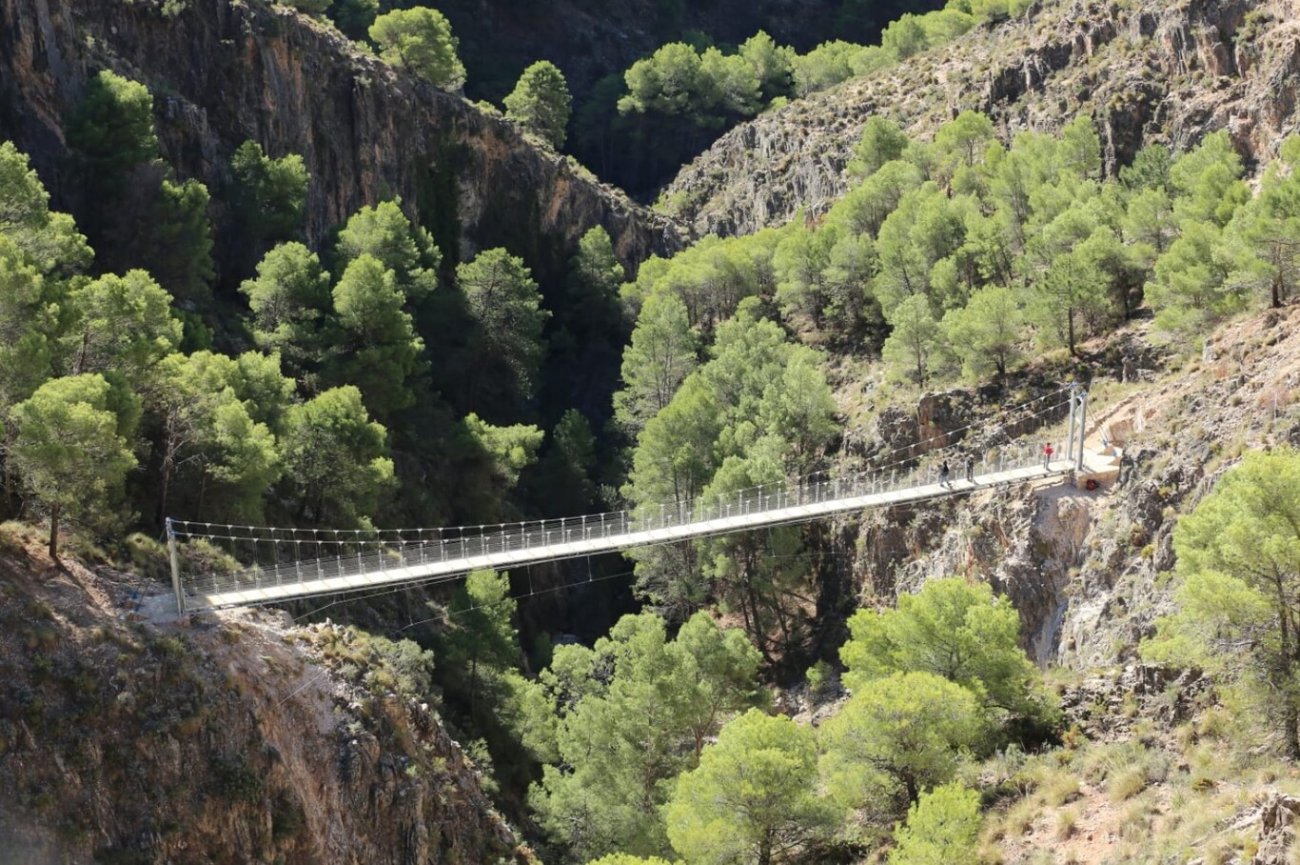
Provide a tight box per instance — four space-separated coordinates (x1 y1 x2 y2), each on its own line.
0 0 682 284
830 306 1300 670
665 0 1300 237
0 535 526 864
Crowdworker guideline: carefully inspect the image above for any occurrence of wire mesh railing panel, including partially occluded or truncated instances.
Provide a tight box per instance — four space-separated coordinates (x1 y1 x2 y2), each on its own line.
167 388 1087 611
172 434 1077 611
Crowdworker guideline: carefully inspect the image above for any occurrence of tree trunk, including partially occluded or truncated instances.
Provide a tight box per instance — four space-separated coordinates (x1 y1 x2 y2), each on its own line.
743 565 773 664
1067 308 1077 356
1 428 16 518
159 436 176 527
48 503 60 560
1286 703 1300 761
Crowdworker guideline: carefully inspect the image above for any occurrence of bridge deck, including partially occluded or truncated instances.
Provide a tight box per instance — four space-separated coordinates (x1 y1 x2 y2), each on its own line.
186 454 1102 611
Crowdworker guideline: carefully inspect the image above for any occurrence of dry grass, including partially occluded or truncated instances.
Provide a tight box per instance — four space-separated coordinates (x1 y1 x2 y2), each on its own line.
1004 797 1038 837
1042 772 1081 807
979 720 1300 865
1107 766 1147 802
1054 806 1079 840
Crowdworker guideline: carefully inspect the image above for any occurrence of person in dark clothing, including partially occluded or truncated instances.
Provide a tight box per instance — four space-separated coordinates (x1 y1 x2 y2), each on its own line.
965 455 976 483
939 460 950 487
1118 451 1134 486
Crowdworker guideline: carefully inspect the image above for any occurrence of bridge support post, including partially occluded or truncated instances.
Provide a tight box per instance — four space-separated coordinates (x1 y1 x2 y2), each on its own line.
1075 388 1088 471
166 518 184 616
1066 386 1078 469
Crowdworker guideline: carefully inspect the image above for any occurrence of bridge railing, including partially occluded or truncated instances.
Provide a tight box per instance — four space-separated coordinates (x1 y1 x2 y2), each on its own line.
172 438 1069 610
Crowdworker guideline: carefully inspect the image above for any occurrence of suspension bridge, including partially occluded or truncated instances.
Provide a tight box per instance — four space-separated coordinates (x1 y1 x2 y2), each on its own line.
166 386 1115 614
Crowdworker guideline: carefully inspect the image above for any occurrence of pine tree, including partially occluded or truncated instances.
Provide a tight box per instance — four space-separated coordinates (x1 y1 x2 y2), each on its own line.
369 8 466 90
329 254 425 420
504 61 573 149
11 374 137 558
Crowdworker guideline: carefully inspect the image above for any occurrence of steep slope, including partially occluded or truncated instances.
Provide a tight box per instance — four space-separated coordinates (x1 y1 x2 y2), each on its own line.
0 530 526 864
665 0 1300 237
825 304 1300 673
0 0 682 285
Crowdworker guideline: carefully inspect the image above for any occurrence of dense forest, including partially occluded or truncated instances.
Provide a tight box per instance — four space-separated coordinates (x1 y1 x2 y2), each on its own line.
6 0 1300 862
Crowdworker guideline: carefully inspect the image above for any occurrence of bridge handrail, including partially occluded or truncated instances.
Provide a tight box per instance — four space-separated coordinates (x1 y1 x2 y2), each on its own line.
172 439 1071 606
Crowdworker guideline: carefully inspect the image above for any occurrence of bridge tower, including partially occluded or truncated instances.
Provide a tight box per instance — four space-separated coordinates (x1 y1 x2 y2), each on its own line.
1065 384 1088 471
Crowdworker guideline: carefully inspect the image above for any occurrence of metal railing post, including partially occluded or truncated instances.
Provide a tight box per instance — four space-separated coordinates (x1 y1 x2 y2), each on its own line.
1076 389 1088 471
166 518 185 615
1066 385 1078 467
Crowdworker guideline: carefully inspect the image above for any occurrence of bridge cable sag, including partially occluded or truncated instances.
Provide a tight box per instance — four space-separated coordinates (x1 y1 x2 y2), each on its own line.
165 384 1091 614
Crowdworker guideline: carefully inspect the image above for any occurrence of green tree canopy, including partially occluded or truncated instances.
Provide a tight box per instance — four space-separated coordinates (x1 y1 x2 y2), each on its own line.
941 285 1022 379
240 242 333 382
1223 153 1300 309
1145 220 1240 337
624 302 835 629
229 140 310 246
531 611 762 861
369 8 466 90
620 43 706 117
1143 448 1300 758
457 247 550 409
0 239 65 409
1120 142 1172 191
873 182 971 314
438 569 520 730
1169 130 1250 228
335 199 439 299
325 0 377 38
10 374 137 557
151 352 281 523
839 577 1048 724
887 782 982 865
738 31 794 102
329 253 425 420
65 270 182 391
182 349 296 432
279 0 331 12
66 70 159 192
881 294 941 384
820 671 984 824
278 385 395 526
533 408 599 516
504 60 573 149
613 291 697 434
463 411 545 493
848 116 910 181
665 709 833 865
0 141 92 276
933 110 995 190
146 178 215 305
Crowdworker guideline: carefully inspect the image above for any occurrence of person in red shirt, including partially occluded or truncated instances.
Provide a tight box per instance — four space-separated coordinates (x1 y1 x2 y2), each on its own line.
1043 442 1054 469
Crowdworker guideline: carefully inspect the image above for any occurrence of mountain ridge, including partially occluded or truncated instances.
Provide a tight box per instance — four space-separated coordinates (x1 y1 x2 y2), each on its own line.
0 0 684 287
664 0 1300 237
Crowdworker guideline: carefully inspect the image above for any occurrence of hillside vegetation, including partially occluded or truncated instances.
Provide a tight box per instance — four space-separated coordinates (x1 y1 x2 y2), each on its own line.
5 0 1300 863
666 0 1300 236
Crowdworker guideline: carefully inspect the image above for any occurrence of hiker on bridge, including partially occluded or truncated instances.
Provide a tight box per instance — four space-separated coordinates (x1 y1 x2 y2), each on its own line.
1043 442 1054 469
965 454 976 483
939 460 951 487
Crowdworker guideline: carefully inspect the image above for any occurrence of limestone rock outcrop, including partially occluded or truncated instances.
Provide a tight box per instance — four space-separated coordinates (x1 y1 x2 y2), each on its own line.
666 0 1300 237
0 0 683 285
